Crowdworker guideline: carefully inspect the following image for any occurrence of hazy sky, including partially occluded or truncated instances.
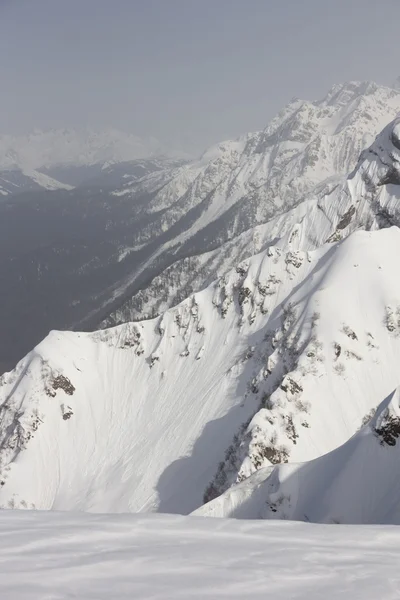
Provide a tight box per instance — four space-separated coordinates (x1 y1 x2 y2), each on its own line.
1 0 400 154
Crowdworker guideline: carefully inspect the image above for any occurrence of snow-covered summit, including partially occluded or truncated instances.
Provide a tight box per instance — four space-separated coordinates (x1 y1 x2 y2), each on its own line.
128 80 400 215
100 82 400 329
119 80 400 211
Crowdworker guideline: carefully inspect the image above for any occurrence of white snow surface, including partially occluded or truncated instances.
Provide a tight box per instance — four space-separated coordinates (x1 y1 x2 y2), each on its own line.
20 168 74 191
1 510 400 599
0 167 73 195
194 387 400 523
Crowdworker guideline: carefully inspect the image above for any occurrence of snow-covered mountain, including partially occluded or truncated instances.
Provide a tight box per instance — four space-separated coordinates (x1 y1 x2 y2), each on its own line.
0 167 74 196
100 80 400 326
3 82 400 522
0 128 185 196
0 128 168 171
2 219 400 515
75 156 188 190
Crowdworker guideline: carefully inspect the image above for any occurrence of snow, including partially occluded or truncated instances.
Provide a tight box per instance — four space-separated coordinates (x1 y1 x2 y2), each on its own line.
104 80 400 327
4 80 400 550
195 387 400 523
1 510 400 599
20 168 73 191
3 224 400 515
0 167 73 194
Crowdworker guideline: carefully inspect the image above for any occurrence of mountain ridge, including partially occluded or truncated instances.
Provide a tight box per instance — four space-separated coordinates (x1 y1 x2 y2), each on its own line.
194 387 400 524
2 224 400 515
101 79 400 327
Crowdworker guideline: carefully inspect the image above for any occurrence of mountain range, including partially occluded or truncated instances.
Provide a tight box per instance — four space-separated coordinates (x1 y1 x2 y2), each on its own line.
2 80 400 523
2 80 400 373
0 128 183 196
196 387 400 523
0 128 169 171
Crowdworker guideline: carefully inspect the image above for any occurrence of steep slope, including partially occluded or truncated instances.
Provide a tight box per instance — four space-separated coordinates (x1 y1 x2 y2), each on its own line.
0 155 186 373
194 388 400 524
2 226 400 514
0 167 73 196
100 81 400 326
101 108 400 328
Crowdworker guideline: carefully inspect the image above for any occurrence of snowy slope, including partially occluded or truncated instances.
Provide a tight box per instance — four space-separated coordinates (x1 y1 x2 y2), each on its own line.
0 155 183 196
0 167 73 195
195 388 400 523
102 109 400 330
102 81 400 326
2 511 400 600
2 225 400 514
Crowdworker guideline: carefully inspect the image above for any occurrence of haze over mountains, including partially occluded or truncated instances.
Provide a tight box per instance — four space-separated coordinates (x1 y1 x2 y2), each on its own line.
1 80 400 373
0 128 170 170
0 128 181 196
2 79 400 527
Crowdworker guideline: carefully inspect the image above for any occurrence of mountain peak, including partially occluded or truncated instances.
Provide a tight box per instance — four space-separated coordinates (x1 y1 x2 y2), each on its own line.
320 80 383 107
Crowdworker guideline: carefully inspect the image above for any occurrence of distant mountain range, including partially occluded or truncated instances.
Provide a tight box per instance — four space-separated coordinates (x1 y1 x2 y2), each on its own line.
0 128 187 196
1 80 400 372
0 128 170 171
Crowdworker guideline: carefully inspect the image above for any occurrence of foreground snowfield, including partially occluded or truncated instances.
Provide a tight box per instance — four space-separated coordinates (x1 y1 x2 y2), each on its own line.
1 510 400 600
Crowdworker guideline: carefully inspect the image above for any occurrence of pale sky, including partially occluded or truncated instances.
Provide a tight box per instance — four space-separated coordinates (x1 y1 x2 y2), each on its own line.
1 0 399 154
